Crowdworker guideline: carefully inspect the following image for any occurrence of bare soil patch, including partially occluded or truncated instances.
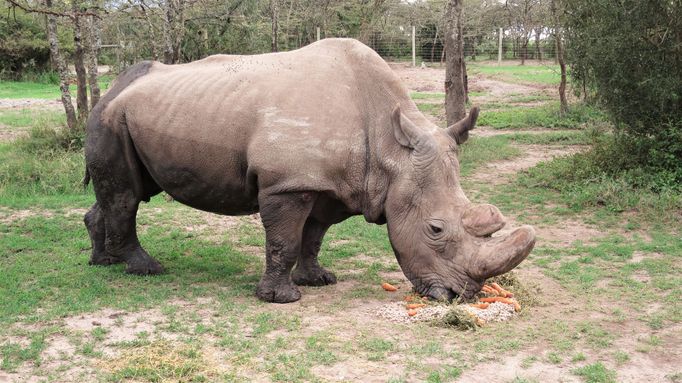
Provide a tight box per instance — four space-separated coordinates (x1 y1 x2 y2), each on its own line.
389 62 445 93
471 126 574 137
468 144 586 185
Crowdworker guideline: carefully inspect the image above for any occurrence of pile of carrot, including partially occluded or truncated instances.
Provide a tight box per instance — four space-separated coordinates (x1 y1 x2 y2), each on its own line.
381 282 428 317
471 283 521 312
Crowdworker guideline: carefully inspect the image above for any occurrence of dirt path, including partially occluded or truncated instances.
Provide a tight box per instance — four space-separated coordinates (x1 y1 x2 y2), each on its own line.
0 99 62 110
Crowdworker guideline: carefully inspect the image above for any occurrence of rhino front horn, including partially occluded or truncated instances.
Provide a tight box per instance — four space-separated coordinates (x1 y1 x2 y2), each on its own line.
469 225 536 280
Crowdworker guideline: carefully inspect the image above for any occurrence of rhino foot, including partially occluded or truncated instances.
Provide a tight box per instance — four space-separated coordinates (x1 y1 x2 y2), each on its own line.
89 255 124 266
124 247 164 275
292 266 337 286
256 279 301 303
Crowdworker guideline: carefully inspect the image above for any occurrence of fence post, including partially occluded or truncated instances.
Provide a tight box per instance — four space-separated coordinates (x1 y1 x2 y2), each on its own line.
498 28 503 64
316 27 320 41
412 25 416 67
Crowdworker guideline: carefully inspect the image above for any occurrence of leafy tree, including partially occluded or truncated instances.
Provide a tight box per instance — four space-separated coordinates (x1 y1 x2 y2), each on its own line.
0 8 50 78
565 0 682 184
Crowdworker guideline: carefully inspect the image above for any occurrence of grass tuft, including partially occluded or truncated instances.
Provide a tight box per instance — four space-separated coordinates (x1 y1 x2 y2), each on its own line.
103 340 218 382
572 362 617 383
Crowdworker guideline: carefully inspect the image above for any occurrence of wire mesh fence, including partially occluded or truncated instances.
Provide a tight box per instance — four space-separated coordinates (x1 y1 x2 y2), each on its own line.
275 27 559 64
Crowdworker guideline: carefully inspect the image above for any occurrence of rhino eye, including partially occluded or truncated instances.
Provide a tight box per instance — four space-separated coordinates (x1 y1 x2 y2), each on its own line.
426 220 446 237
430 225 443 234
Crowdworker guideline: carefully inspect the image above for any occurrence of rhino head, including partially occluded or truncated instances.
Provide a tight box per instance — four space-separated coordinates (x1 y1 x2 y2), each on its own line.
384 105 535 301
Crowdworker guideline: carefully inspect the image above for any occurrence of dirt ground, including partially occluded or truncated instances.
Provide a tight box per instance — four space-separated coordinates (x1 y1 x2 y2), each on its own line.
1 62 680 383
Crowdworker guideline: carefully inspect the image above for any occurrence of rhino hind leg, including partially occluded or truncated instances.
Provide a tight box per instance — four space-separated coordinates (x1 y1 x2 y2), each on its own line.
256 192 317 303
86 124 163 275
292 218 337 286
97 187 164 275
85 202 122 265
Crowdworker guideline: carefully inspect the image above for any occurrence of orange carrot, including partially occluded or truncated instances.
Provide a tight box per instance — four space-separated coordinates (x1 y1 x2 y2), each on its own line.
480 297 521 312
407 309 418 316
470 303 490 309
406 303 426 309
381 282 398 292
481 286 498 295
479 297 515 304
490 283 514 298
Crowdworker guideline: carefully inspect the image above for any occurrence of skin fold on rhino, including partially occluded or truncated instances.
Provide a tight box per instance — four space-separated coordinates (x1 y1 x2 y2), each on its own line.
83 38 535 303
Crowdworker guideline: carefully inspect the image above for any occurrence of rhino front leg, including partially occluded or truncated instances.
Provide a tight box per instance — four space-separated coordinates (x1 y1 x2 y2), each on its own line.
256 192 316 303
292 218 337 286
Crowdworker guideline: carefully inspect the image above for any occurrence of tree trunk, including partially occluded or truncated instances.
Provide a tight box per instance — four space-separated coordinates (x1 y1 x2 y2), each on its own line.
138 2 159 60
73 11 89 120
85 15 101 110
44 0 77 130
270 0 279 52
535 28 542 61
551 0 568 114
463 59 469 104
163 0 185 64
557 36 567 114
430 27 438 62
444 0 466 125
521 37 528 65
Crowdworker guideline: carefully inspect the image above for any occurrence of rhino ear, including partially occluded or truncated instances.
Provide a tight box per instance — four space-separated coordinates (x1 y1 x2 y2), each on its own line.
392 105 422 149
447 106 480 144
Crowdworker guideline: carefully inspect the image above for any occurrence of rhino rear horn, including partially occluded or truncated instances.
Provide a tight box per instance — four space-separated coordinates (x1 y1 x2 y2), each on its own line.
447 106 480 144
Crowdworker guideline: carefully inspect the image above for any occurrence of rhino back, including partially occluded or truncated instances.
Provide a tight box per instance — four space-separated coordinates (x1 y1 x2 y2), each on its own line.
103 39 419 215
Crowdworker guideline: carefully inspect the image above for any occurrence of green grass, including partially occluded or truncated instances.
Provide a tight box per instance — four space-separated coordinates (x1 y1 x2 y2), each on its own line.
0 78 112 99
0 142 86 198
411 92 445 100
0 333 46 372
477 102 606 129
0 109 65 128
458 135 522 176
572 363 617 383
469 63 562 85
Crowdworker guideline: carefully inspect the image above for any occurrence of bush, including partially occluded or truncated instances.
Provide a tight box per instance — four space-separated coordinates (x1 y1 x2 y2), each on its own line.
519 131 682 219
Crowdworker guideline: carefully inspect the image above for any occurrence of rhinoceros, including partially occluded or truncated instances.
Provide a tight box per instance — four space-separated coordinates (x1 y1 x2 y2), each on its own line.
83 38 535 303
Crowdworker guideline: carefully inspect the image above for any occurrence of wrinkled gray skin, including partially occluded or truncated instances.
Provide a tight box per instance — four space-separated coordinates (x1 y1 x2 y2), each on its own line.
83 38 535 303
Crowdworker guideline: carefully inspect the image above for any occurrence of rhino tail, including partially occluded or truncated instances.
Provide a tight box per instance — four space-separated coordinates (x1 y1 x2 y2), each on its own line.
83 167 91 190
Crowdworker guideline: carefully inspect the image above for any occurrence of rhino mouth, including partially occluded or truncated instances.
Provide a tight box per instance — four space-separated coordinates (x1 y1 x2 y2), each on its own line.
424 286 457 302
